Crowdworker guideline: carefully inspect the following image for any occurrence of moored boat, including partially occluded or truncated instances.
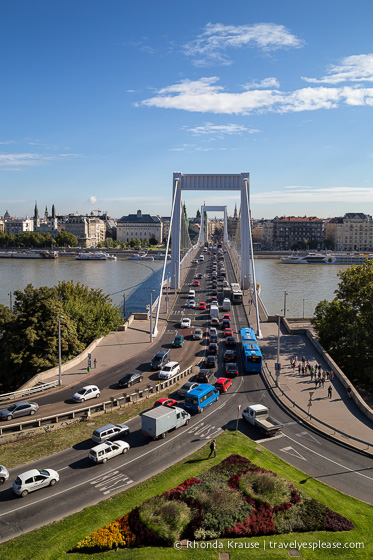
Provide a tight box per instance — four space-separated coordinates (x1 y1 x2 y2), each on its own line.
75 252 108 261
281 252 373 265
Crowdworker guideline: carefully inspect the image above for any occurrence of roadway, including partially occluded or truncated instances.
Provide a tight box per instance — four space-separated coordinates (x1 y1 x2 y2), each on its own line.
0 246 372 543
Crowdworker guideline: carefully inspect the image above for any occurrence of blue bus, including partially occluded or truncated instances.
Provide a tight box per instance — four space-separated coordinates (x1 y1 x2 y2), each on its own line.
240 327 262 374
184 384 219 413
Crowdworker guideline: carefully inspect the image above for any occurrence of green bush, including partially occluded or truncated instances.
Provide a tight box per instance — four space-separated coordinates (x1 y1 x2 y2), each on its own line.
273 503 306 533
183 480 251 537
239 470 292 507
138 495 192 546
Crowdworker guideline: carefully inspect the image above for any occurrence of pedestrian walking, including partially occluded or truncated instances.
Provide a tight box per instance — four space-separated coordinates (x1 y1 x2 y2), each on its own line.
321 377 325 388
306 359 310 369
314 378 318 389
347 386 352 399
94 358 97 369
318 377 322 388
302 355 306 366
328 385 332 399
208 439 216 458
302 365 305 375
330 370 334 381
310 369 314 382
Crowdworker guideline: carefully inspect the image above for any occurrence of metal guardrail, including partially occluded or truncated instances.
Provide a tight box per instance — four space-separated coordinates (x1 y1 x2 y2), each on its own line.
262 359 372 454
0 381 59 403
0 365 196 439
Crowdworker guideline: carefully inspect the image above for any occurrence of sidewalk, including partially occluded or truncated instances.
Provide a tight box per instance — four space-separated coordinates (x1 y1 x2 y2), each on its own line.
46 293 179 390
244 295 373 452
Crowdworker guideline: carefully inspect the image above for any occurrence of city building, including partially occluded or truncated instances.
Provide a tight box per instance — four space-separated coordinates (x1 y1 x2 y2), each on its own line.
33 203 59 237
4 216 34 235
116 210 162 244
325 213 373 251
63 215 106 247
262 216 325 250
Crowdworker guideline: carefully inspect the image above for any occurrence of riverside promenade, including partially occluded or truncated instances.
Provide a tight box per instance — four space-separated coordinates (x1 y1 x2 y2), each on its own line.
243 293 373 453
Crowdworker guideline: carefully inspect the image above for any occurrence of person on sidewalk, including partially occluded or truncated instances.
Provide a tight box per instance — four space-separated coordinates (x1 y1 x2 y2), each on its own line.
94 358 97 369
208 439 216 458
347 386 352 399
328 385 332 399
330 370 335 381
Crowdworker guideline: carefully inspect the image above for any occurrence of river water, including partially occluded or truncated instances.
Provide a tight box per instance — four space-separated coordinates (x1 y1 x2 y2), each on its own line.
0 256 347 318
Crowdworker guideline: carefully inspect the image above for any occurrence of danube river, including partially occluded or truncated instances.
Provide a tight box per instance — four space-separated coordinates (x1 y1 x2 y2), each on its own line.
0 256 348 318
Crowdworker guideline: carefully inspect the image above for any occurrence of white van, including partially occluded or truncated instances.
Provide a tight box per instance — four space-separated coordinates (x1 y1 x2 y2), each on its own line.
199 255 204 261
88 441 129 464
188 289 195 298
222 298 231 311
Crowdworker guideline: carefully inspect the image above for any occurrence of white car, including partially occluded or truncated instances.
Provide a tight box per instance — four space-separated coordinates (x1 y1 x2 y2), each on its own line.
73 385 100 403
209 327 218 336
193 328 203 340
187 300 196 308
158 361 181 380
12 468 59 497
0 465 9 485
88 440 130 464
180 317 191 328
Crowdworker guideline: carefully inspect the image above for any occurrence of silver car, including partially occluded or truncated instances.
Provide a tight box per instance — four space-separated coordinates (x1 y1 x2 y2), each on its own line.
193 328 203 340
73 385 100 403
0 401 39 421
178 381 199 397
12 468 59 497
0 465 9 485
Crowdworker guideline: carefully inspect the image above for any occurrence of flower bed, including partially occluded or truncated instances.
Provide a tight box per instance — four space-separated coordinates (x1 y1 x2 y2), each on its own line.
70 454 353 553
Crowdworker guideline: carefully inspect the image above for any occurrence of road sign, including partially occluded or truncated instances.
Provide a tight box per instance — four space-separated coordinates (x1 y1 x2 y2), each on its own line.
88 359 91 368
88 353 91 359
275 362 281 371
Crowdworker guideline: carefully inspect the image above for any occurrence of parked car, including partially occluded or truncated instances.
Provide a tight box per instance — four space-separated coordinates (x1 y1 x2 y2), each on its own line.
223 349 236 362
117 372 143 388
150 349 170 370
178 381 199 397
73 385 100 403
92 423 130 444
158 361 181 380
88 440 130 464
187 300 196 308
173 334 184 347
199 301 207 310
225 336 236 347
196 368 215 383
214 377 232 393
12 468 59 497
193 328 203 340
208 343 218 355
0 401 39 421
204 355 217 368
223 328 234 337
225 363 239 378
153 398 178 408
0 465 9 485
180 317 191 328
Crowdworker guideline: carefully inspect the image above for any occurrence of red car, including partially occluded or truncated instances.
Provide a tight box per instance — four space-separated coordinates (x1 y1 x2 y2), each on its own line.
214 377 232 393
223 314 231 321
193 280 200 286
199 301 207 310
153 398 177 408
223 328 233 337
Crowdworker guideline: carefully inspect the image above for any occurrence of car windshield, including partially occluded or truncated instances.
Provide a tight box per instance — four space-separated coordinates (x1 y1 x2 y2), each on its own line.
77 389 86 395
7 404 17 412
163 366 171 372
152 356 161 363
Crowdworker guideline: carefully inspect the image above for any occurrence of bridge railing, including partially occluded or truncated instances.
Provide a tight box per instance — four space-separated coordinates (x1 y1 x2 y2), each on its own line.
0 364 198 441
0 381 59 404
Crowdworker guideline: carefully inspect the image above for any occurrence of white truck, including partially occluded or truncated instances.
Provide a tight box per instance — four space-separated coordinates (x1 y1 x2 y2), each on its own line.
210 304 219 319
222 298 231 311
242 404 283 436
141 406 191 440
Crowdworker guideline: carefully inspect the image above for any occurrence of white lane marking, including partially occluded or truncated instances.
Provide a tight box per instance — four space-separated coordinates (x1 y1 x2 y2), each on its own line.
256 433 285 443
283 433 373 481
280 446 307 461
90 470 120 484
1 378 243 518
103 479 132 495
296 431 321 444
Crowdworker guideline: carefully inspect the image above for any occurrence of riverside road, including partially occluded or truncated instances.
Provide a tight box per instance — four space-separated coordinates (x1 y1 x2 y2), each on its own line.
0 248 372 543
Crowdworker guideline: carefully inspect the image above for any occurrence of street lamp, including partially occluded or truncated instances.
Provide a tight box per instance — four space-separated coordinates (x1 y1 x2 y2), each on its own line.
149 290 155 342
58 315 64 386
283 291 288 317
166 273 170 314
275 314 282 386
302 298 305 319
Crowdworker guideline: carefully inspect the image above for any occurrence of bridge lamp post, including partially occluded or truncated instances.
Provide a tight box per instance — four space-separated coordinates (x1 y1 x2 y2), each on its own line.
283 291 288 317
302 298 305 319
166 273 170 314
58 315 64 386
149 290 155 342
275 314 282 386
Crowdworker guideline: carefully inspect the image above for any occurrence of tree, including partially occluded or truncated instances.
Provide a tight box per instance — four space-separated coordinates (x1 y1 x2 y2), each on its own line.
312 261 373 384
0 281 123 391
149 236 158 246
55 231 78 247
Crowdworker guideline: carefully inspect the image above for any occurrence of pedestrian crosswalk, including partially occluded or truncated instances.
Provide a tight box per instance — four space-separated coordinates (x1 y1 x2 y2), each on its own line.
91 470 133 495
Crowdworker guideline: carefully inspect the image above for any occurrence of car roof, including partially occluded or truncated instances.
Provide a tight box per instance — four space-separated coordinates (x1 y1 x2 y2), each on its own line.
16 468 44 478
165 361 178 367
91 441 120 451
81 385 98 390
216 377 230 383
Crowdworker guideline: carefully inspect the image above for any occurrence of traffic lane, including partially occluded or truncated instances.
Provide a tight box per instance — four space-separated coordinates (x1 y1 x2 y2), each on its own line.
259 429 373 504
0 382 242 543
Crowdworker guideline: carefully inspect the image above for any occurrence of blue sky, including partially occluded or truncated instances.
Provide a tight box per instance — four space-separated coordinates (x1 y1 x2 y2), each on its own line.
2 0 373 220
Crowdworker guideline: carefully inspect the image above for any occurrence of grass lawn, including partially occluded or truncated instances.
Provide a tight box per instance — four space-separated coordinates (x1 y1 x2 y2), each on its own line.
0 430 371 560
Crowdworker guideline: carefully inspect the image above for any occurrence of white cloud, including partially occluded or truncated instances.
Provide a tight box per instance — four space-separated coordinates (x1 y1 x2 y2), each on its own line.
89 196 97 204
184 23 304 66
140 77 373 115
183 122 260 135
0 152 81 171
252 185 373 204
303 54 373 84
243 77 280 89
